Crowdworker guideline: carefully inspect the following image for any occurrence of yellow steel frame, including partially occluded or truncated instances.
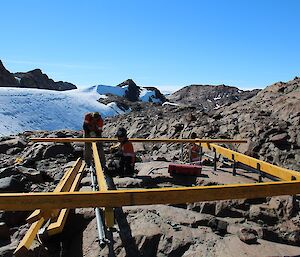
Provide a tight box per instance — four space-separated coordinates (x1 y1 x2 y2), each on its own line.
31 137 247 144
47 160 86 236
5 137 300 255
92 142 114 227
15 158 85 255
27 157 83 223
202 143 300 181
14 217 45 256
2 180 300 211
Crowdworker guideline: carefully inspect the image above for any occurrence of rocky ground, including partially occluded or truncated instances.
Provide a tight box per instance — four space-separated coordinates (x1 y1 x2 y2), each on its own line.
0 77 300 256
104 76 300 171
0 129 300 256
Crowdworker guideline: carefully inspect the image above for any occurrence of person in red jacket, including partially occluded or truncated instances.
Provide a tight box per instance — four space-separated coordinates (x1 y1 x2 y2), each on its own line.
108 127 135 176
83 112 106 167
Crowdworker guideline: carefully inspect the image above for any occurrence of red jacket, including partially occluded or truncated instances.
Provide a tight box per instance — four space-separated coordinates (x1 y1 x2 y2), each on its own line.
120 141 135 164
190 144 200 162
83 113 103 133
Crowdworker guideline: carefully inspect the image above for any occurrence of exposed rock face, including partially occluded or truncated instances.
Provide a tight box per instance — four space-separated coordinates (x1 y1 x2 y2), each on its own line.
167 84 259 110
104 77 300 171
0 59 77 91
144 86 167 102
115 79 166 103
0 129 300 256
117 79 141 102
14 69 77 91
0 60 18 87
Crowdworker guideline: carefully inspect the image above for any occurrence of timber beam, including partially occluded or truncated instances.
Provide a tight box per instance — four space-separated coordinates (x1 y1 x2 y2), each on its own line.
1 180 300 211
202 143 300 181
92 142 114 227
31 137 247 144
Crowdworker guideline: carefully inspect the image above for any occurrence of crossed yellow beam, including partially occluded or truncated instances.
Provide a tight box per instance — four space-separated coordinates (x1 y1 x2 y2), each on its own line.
2 180 300 211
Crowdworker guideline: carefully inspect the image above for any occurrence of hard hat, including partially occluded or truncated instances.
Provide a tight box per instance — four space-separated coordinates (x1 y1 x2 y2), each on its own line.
116 127 127 137
191 132 197 139
92 112 100 118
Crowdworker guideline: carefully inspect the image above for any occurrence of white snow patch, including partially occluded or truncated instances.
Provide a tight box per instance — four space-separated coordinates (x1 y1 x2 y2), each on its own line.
95 85 125 97
207 99 212 103
0 87 128 136
14 77 21 83
162 102 179 107
139 89 160 103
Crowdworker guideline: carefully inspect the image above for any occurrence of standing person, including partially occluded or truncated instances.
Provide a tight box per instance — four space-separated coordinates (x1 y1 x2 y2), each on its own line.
189 132 201 164
83 112 106 167
108 127 135 176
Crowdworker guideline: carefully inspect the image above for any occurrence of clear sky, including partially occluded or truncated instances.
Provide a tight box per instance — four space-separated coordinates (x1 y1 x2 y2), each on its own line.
1 0 299 91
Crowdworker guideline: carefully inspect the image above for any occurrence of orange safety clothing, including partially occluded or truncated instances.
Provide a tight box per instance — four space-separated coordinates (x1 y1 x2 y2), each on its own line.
84 113 103 132
191 144 200 162
120 141 135 164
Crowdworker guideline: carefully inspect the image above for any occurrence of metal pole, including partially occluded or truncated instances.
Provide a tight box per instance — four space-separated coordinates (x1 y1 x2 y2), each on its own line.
199 144 203 164
180 143 183 162
257 163 262 182
232 154 236 176
213 148 217 171
89 166 106 247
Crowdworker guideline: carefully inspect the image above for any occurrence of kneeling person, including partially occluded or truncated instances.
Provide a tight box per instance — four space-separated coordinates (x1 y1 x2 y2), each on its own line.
109 127 135 176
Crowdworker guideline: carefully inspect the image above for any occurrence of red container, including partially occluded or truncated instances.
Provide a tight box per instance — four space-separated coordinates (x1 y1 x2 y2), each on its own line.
168 163 202 176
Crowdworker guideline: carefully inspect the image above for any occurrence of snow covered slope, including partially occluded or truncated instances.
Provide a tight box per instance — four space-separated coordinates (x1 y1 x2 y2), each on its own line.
0 87 129 136
86 84 163 103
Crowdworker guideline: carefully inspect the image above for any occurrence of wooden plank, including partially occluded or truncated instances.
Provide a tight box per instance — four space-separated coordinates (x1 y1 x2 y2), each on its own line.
31 137 247 144
92 142 114 227
1 180 300 211
203 143 300 181
92 143 107 191
27 158 82 223
47 161 86 236
14 218 45 256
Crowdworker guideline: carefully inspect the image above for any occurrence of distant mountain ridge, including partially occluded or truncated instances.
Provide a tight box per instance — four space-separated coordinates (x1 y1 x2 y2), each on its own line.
167 84 260 110
0 60 77 91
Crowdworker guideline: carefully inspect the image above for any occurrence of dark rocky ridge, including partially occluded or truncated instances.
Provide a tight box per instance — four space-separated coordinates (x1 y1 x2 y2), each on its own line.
116 79 166 103
104 77 300 171
14 69 77 91
0 60 77 91
117 79 140 102
167 84 260 110
0 61 18 87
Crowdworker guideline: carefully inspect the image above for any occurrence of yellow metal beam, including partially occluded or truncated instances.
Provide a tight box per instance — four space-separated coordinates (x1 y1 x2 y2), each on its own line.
92 142 114 227
203 143 300 181
92 143 107 191
14 218 45 256
47 161 86 236
31 137 247 144
1 180 300 211
27 158 82 223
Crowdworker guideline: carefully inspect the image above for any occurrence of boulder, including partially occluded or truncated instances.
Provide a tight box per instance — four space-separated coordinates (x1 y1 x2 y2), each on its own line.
0 138 26 154
43 143 74 159
0 222 10 240
0 176 25 193
249 204 278 225
237 227 258 244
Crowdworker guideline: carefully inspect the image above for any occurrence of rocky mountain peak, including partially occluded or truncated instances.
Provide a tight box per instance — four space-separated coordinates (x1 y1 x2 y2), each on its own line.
167 83 260 110
14 68 77 91
117 79 140 101
0 60 18 87
0 60 77 91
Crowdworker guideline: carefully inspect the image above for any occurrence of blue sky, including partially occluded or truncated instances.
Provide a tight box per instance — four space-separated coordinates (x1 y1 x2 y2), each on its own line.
1 0 299 91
